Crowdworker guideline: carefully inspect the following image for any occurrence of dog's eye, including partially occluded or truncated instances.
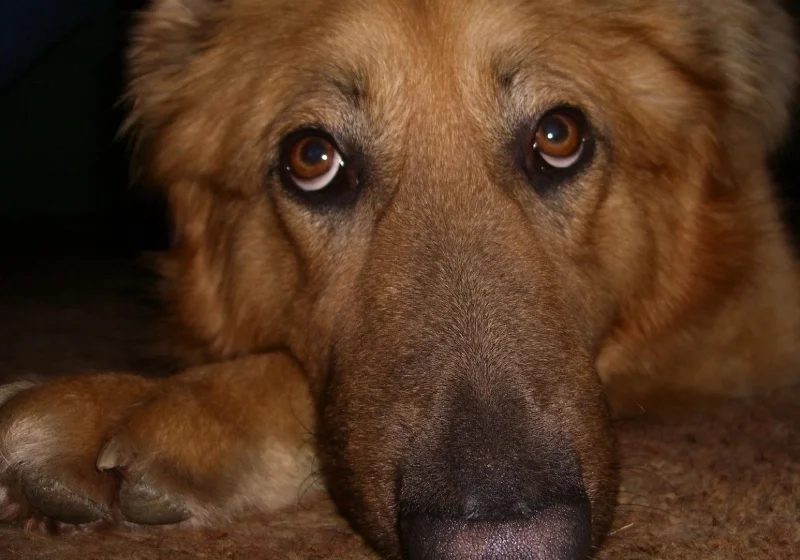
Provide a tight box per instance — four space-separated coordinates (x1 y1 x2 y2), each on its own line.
521 107 594 192
282 133 344 192
533 110 585 168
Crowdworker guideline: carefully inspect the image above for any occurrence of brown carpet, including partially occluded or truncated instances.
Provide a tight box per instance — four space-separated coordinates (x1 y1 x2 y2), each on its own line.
1 256 798 559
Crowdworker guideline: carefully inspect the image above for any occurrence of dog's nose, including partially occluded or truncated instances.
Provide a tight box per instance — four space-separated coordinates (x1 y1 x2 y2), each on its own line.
400 502 591 560
398 387 593 559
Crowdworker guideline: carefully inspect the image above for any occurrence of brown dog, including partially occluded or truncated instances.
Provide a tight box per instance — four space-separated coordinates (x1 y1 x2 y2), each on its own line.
1 0 799 558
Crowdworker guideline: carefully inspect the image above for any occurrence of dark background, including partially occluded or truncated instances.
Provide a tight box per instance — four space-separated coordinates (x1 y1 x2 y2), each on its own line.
0 0 798 256
0 0 164 255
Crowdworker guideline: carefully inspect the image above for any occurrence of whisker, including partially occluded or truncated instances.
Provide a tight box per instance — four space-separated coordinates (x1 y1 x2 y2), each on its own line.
616 502 671 515
296 470 326 506
618 489 666 504
607 522 635 536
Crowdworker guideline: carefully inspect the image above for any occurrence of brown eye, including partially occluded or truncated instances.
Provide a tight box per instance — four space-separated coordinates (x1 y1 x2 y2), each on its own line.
284 134 344 191
534 111 585 168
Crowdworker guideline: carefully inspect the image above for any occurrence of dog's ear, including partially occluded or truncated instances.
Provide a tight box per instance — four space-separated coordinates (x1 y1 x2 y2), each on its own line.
124 0 293 364
703 1 798 151
124 0 229 168
127 0 226 79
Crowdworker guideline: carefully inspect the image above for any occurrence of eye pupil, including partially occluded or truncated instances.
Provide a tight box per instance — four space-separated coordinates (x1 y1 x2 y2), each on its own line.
541 115 569 144
300 138 330 166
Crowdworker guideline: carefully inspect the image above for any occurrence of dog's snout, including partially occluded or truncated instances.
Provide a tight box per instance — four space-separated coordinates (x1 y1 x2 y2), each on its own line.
399 386 592 559
400 503 592 560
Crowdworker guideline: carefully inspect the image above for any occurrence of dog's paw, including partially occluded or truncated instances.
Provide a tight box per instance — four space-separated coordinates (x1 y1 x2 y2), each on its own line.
95 438 192 525
0 380 41 522
89 380 266 527
0 376 235 528
0 359 317 530
0 375 156 528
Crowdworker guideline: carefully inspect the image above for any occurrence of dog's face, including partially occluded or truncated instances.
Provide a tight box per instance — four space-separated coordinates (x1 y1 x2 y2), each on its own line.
127 0 795 557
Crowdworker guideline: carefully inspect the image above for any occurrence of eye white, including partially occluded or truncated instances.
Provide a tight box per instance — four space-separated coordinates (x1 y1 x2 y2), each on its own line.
292 150 344 191
538 141 584 169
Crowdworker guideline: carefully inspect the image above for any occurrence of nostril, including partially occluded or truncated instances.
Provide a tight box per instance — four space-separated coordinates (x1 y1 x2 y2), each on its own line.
461 496 538 521
400 501 592 560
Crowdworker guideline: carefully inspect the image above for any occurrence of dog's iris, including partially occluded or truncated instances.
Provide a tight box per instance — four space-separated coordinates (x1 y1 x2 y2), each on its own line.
534 112 584 168
285 135 344 191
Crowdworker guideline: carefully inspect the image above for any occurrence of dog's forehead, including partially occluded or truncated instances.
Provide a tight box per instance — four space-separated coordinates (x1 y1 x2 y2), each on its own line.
236 0 630 146
244 0 607 98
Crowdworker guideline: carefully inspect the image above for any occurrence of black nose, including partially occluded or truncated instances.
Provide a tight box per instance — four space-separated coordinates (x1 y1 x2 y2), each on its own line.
398 387 593 559
400 502 591 560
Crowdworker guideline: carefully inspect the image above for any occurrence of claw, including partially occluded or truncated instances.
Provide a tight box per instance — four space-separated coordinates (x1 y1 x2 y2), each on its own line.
96 439 123 471
118 479 191 525
21 475 104 525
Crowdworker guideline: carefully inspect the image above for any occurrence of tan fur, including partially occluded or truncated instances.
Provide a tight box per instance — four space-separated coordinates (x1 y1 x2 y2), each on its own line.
1 0 798 558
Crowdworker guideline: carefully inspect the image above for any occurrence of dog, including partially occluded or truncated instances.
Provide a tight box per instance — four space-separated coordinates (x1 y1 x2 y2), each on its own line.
1 0 798 558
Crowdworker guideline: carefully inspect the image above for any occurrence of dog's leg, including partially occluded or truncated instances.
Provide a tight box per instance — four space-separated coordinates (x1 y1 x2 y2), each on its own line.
0 353 317 527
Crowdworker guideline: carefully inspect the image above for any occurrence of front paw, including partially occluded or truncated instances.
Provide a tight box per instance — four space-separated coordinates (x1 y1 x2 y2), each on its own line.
0 358 317 530
0 376 224 528
96 437 192 525
0 376 153 527
89 382 255 526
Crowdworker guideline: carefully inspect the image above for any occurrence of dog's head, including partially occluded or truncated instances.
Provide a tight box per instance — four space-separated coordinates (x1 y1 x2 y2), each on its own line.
127 0 796 557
